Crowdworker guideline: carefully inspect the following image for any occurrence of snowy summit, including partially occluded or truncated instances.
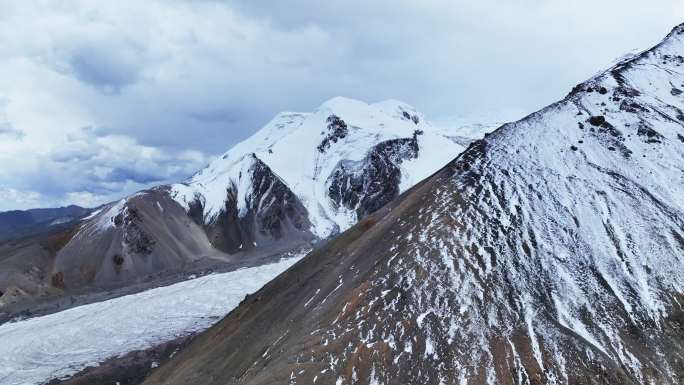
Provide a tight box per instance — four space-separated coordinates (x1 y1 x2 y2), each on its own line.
170 97 472 238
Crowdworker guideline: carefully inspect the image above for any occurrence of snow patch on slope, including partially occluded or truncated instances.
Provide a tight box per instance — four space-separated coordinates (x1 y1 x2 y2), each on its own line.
171 154 261 223
94 198 126 231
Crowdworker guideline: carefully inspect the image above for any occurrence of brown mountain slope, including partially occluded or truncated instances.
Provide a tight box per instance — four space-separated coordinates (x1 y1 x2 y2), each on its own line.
143 24 684 385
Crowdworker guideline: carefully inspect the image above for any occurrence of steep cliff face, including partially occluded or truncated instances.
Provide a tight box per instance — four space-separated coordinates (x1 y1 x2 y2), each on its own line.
174 154 312 254
327 132 421 219
142 25 684 385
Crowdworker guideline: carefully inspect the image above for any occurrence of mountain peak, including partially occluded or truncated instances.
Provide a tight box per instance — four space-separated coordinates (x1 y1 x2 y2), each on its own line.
317 96 369 111
170 97 470 239
315 97 423 126
666 22 684 41
620 22 684 65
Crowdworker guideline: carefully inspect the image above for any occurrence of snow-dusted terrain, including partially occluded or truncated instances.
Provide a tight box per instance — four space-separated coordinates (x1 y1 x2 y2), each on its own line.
0 255 303 385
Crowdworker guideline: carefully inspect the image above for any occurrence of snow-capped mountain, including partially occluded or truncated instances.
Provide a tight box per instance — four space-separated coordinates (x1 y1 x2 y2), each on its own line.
169 97 467 240
142 24 684 385
0 98 477 305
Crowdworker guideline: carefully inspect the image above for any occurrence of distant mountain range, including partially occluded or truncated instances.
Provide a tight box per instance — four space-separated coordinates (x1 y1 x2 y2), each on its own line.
0 205 92 241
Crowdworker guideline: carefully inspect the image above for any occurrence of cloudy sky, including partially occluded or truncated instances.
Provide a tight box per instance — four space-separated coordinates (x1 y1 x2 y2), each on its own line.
1 1 683 211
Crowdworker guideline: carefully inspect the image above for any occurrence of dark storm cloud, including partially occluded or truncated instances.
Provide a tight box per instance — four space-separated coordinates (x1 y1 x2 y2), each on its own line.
67 43 142 93
103 167 164 184
188 107 244 123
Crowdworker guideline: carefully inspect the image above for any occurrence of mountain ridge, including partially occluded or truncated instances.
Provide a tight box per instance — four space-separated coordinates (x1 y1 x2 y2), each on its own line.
142 23 684 385
0 205 92 242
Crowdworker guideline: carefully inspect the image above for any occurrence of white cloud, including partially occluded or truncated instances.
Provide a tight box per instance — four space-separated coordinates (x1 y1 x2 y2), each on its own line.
0 188 44 210
0 0 683 210
0 123 210 211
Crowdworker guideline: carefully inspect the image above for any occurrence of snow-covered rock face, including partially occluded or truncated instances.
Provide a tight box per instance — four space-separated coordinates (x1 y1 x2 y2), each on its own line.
170 97 468 240
327 132 420 219
143 25 684 385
